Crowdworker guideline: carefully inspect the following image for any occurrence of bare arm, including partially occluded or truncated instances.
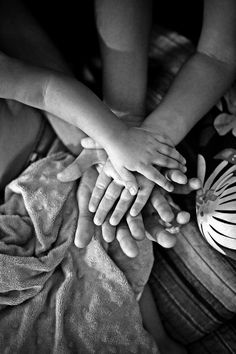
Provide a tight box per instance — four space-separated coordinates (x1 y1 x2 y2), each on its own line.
0 51 128 147
0 0 87 154
95 0 152 119
143 0 236 144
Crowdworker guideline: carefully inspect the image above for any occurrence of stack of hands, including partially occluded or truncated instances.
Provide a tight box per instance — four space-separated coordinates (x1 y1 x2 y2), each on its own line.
57 114 201 258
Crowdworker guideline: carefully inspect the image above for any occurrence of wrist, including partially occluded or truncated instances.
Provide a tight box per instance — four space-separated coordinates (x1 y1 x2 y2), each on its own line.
102 116 128 152
142 113 184 146
104 101 144 128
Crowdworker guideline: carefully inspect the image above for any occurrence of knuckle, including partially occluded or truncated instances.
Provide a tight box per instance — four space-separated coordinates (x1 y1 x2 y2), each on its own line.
104 191 116 200
91 192 102 201
96 182 107 190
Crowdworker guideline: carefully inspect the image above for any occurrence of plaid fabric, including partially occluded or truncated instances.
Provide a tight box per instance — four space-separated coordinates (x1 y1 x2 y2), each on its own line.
148 27 236 353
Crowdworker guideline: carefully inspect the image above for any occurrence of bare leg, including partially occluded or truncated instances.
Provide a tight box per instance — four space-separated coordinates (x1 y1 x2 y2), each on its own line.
139 284 187 354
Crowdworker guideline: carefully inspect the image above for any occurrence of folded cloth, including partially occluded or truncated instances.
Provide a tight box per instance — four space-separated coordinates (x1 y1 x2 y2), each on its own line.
0 152 157 353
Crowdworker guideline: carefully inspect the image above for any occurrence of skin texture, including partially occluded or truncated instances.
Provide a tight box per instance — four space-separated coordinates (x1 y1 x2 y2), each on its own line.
59 148 201 257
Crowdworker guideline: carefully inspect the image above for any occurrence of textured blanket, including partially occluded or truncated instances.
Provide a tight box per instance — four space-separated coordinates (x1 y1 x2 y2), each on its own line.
0 152 157 353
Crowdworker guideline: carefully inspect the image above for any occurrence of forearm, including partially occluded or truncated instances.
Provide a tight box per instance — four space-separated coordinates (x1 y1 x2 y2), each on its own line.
96 0 152 120
143 51 236 144
0 0 87 154
0 53 126 148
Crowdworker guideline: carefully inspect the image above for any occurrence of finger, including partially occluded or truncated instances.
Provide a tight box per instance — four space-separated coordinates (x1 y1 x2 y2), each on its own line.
144 217 177 248
156 230 177 248
57 149 106 182
89 171 111 212
151 188 175 223
137 165 174 192
93 182 123 225
165 169 188 185
109 188 134 226
176 211 190 224
116 224 139 258
75 177 95 248
129 181 153 217
189 177 202 190
173 177 202 194
154 142 186 165
153 153 187 172
102 217 116 243
126 213 145 241
81 137 102 149
103 160 124 185
115 166 138 196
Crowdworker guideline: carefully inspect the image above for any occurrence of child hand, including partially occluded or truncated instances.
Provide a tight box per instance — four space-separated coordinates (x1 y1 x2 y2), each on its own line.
103 126 187 193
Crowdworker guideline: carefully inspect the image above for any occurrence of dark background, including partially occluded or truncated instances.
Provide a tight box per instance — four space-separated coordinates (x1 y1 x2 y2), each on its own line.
24 0 203 73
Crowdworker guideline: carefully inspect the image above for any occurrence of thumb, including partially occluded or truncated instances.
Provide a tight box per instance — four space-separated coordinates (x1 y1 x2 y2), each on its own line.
81 137 102 149
57 149 107 182
116 167 138 196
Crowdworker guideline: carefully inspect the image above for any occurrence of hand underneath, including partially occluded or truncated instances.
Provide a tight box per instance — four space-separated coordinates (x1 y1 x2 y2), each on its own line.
71 163 146 258
144 173 201 248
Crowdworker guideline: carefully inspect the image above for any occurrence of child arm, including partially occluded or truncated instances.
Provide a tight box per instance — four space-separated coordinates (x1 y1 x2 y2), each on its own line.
0 53 186 192
142 0 236 144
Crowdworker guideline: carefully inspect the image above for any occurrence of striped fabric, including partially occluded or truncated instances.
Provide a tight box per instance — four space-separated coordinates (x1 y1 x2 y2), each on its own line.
148 27 236 353
150 223 236 353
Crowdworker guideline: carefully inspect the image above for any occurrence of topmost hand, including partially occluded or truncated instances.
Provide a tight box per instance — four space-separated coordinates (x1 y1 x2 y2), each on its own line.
82 126 187 195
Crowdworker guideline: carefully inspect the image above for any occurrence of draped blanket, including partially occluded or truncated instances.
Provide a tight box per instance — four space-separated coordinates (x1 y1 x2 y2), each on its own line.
0 152 157 353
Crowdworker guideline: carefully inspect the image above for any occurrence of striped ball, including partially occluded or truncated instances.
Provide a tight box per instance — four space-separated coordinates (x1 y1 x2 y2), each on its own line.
196 153 236 260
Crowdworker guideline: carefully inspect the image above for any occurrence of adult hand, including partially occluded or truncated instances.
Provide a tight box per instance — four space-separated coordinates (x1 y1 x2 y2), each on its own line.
78 173 200 256
89 166 190 227
74 164 146 258
74 162 200 256
144 174 201 248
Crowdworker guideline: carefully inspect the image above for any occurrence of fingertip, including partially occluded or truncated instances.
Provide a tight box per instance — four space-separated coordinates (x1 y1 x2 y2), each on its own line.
189 178 202 190
162 212 175 224
166 183 174 192
109 216 117 226
157 230 177 248
173 172 187 184
126 184 137 196
57 164 82 182
93 216 102 226
129 208 138 217
74 230 90 248
123 242 139 258
80 137 91 148
57 172 69 182
88 204 96 213
176 211 190 224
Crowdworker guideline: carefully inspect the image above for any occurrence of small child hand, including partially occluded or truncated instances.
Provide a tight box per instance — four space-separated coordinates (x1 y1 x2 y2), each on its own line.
104 126 187 193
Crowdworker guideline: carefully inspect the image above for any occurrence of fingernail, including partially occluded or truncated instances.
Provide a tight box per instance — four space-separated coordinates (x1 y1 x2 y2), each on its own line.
130 209 137 217
94 217 102 226
89 205 96 213
168 184 174 192
129 187 137 196
109 217 116 225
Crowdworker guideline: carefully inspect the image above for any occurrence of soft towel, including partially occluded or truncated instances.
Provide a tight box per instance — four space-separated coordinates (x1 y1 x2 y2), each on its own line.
0 152 157 353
